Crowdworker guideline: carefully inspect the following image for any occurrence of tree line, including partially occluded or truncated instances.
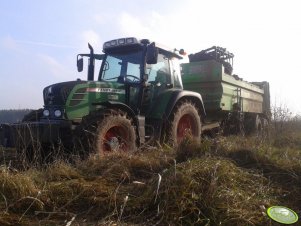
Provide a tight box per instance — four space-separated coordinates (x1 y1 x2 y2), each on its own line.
0 109 33 123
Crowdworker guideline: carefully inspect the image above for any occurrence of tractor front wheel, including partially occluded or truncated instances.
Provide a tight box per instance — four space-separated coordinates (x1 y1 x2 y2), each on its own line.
95 115 136 155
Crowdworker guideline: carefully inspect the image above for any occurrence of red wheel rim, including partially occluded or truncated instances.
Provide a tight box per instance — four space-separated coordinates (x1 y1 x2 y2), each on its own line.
177 114 195 143
103 126 128 152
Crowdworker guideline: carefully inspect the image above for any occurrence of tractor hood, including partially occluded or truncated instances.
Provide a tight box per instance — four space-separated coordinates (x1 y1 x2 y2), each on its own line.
43 80 127 120
43 80 126 107
43 81 85 106
65 81 127 120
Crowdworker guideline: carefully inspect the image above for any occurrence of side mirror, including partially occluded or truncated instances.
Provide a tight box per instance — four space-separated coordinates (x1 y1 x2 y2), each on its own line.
146 42 158 64
77 57 83 72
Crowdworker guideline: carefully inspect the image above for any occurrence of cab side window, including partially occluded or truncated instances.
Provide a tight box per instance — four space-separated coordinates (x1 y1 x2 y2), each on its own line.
146 53 170 85
171 58 183 89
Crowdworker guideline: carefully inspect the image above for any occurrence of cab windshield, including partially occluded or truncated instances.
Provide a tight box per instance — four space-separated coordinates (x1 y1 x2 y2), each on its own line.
99 50 143 83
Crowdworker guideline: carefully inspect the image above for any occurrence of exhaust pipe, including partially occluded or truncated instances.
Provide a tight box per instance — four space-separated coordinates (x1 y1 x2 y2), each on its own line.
87 43 95 81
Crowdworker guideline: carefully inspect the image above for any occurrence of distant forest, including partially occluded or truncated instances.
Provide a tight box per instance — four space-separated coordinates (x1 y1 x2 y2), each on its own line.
0 109 33 123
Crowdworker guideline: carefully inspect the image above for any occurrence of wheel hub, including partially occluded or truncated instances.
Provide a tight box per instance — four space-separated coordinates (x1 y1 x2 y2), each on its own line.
103 126 127 152
177 114 194 142
108 136 119 151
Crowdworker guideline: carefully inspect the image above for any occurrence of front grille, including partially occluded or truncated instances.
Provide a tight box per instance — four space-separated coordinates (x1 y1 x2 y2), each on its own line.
43 81 85 106
61 86 74 103
69 88 87 107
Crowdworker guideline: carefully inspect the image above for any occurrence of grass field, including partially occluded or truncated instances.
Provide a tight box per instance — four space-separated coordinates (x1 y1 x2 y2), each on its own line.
0 121 300 226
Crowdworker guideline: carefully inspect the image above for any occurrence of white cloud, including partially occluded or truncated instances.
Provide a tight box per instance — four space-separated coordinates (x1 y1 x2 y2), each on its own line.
15 40 76 49
93 13 112 25
38 54 73 79
118 12 152 38
1 35 19 51
1 36 77 51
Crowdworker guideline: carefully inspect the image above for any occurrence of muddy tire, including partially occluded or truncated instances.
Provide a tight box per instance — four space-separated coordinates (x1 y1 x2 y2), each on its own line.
255 115 263 136
259 117 269 139
96 115 136 154
168 101 201 147
244 114 262 136
77 110 136 157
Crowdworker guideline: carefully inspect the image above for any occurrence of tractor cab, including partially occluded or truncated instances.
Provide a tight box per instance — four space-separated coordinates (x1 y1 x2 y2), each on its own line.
77 37 185 115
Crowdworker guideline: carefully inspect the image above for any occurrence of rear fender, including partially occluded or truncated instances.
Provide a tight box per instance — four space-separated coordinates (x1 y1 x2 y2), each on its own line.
152 90 205 143
165 90 206 120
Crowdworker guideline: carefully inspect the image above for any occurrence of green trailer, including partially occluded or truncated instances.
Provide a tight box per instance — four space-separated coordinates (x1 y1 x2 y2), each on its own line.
181 46 270 134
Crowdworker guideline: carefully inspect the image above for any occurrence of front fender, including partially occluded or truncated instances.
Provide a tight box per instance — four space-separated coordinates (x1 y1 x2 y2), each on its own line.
93 101 137 120
92 101 145 144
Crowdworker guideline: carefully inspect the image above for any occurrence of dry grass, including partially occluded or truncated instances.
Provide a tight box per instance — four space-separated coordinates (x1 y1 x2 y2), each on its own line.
140 158 276 225
0 121 300 225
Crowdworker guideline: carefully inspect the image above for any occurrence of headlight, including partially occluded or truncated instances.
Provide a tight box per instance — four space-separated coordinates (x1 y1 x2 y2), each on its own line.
110 40 117 46
104 42 111 48
103 37 138 50
54 110 62 117
118 38 125 45
43 109 50 117
126 37 134 44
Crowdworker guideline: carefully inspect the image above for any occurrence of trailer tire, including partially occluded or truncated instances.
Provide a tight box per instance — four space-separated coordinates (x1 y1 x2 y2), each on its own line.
256 116 263 136
168 101 201 147
259 117 269 139
245 114 265 137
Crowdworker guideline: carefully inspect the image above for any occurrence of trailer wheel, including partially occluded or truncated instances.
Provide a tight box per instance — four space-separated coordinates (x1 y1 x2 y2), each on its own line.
168 102 201 146
245 114 262 136
256 116 263 136
256 117 270 139
261 117 269 138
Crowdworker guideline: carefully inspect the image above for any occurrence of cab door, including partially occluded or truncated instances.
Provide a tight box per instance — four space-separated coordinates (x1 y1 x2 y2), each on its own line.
141 52 172 114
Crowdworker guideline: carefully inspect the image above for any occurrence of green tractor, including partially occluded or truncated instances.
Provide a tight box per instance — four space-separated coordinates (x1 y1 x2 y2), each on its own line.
11 37 205 158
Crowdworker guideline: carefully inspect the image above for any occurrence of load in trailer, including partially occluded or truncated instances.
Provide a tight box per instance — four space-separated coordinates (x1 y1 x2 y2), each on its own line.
0 38 270 161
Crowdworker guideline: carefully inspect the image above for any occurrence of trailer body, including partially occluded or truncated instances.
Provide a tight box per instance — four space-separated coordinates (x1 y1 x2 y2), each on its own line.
181 60 270 117
181 46 270 133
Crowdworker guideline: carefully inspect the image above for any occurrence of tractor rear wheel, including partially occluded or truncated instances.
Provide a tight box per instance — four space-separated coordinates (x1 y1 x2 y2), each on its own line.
168 102 201 147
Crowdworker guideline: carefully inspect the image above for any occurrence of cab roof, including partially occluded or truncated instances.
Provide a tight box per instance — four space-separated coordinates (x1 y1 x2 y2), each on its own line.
103 37 183 59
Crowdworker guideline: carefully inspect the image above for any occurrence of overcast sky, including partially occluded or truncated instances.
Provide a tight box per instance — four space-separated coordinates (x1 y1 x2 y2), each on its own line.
0 0 300 114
